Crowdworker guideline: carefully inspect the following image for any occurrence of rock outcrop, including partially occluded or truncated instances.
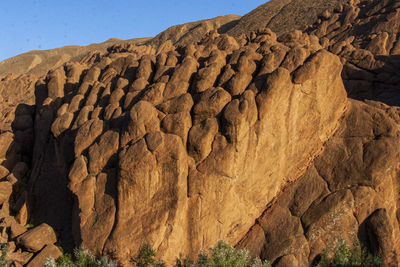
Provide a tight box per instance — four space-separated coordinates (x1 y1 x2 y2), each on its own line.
28 28 347 265
238 99 400 266
227 0 350 37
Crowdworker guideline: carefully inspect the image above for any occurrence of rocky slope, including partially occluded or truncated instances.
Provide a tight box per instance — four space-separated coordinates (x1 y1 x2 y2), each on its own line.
0 15 240 79
226 0 350 37
0 38 150 78
0 0 399 266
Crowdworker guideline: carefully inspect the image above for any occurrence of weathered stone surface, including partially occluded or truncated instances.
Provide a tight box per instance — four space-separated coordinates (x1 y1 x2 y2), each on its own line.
51 112 74 137
188 118 218 162
88 130 119 175
0 182 12 205
122 100 160 146
74 119 104 157
0 166 9 179
7 251 33 266
68 155 89 190
0 132 13 159
238 99 400 266
192 87 231 123
26 244 62 267
47 67 66 99
16 223 57 252
365 209 398 266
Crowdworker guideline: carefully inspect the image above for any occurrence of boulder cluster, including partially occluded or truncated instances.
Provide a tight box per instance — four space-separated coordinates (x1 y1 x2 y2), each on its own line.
28 27 348 265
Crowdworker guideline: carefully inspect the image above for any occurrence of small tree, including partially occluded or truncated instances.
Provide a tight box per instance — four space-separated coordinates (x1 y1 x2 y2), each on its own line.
317 239 381 267
131 243 164 267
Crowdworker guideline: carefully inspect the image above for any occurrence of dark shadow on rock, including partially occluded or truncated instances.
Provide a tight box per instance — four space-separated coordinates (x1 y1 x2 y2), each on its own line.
343 54 400 106
218 19 241 34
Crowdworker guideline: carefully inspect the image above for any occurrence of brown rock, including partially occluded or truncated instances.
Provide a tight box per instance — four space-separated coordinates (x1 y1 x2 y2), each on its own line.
12 115 33 131
235 224 266 259
292 59 316 84
122 101 160 145
9 219 28 239
259 207 309 263
11 162 28 180
51 112 74 137
171 57 198 83
161 112 192 145
0 182 12 204
281 46 309 72
83 66 101 83
7 251 33 266
303 190 358 261
68 156 89 190
0 166 9 180
74 119 104 157
0 132 14 159
365 209 398 265
188 118 219 162
130 77 149 92
88 130 119 175
136 55 154 81
26 244 62 267
157 93 194 114
17 223 57 252
217 64 236 87
145 131 164 152
192 87 231 123
141 82 166 106
47 67 66 99
226 72 253 96
193 63 223 93
275 255 299 267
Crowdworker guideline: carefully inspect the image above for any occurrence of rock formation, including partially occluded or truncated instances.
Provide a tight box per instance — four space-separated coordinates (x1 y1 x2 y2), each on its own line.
26 29 347 265
0 0 399 266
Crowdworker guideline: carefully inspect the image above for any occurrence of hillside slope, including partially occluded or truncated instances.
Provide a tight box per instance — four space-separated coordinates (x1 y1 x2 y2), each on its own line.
227 0 350 37
0 15 240 78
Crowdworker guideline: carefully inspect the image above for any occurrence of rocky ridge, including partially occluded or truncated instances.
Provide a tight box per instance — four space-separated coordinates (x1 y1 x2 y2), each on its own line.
0 15 240 79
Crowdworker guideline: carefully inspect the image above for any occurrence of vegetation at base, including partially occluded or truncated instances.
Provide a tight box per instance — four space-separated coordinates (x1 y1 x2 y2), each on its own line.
37 239 380 267
131 243 164 267
0 244 9 267
132 240 271 267
44 246 117 267
316 239 381 267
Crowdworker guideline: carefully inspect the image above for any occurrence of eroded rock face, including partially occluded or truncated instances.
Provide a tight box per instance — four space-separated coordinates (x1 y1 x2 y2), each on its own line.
28 28 347 265
306 0 400 106
238 100 400 266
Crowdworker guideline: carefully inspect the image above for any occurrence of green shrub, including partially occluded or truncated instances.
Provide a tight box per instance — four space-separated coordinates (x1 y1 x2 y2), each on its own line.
175 240 270 267
131 243 164 267
0 244 9 267
44 246 117 267
316 239 381 267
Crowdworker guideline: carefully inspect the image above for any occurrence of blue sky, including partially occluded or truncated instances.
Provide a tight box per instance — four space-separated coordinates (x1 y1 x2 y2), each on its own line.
0 1 265 61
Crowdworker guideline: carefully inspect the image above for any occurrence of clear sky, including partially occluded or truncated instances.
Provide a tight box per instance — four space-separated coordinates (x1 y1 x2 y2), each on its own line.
0 1 265 62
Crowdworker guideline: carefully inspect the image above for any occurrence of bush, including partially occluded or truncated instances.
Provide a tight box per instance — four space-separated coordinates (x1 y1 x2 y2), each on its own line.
175 240 271 267
44 246 118 267
0 244 9 267
131 243 164 267
316 239 381 267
